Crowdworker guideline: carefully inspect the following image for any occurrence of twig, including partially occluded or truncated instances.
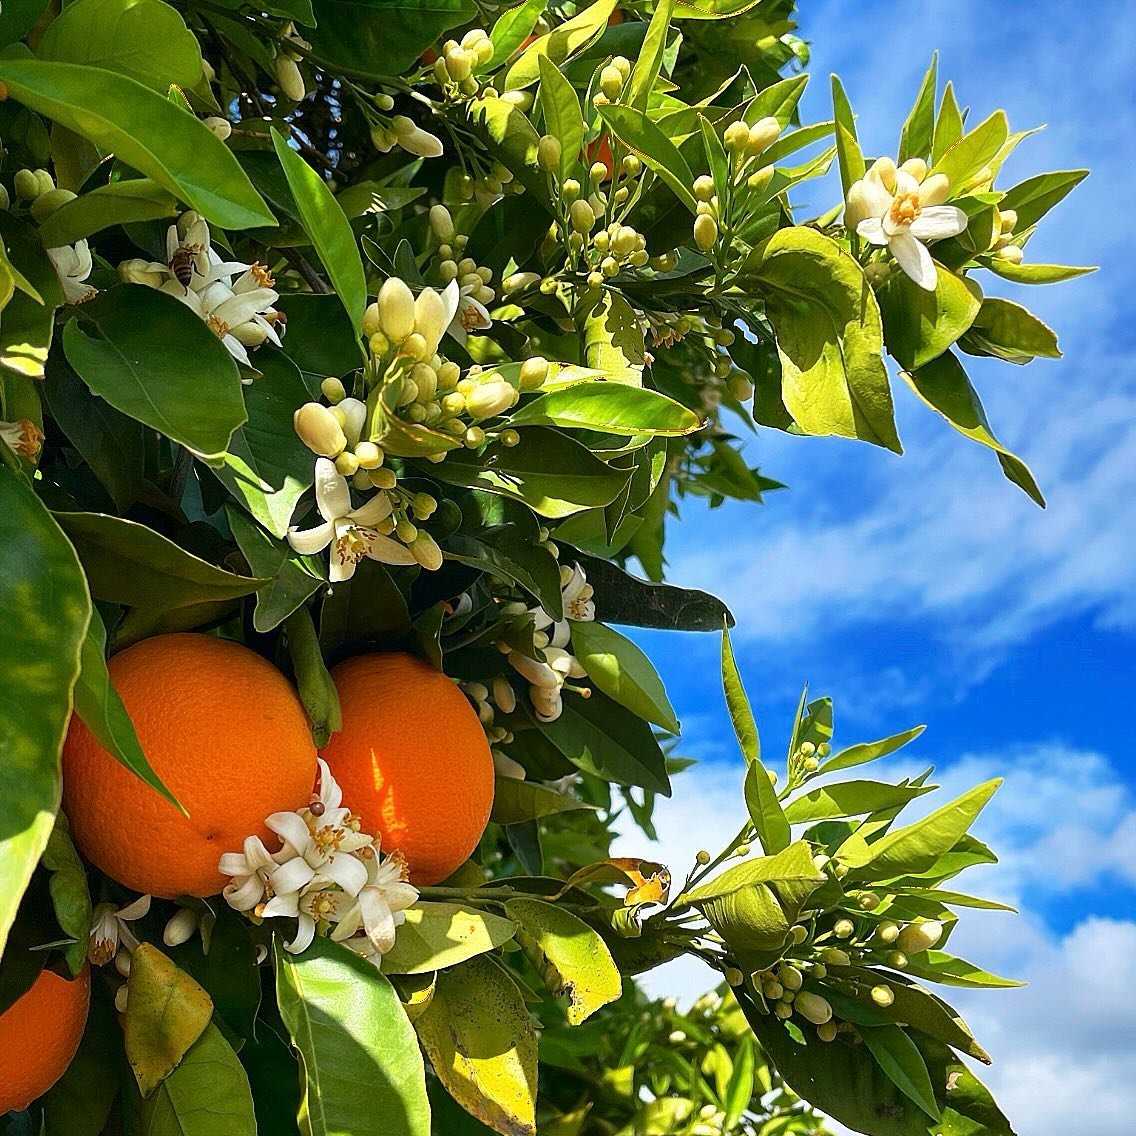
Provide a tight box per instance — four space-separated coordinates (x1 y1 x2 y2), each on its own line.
284 249 331 294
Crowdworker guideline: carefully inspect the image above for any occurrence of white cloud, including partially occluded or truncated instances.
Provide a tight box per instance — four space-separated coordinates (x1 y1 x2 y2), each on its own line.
613 742 1136 1134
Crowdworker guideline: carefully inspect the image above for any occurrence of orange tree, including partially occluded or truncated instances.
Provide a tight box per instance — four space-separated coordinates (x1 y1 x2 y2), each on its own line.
0 0 1089 1133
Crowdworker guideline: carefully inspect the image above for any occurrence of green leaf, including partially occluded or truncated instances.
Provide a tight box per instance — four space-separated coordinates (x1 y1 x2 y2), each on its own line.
569 620 679 732
466 94 550 205
822 725 925 774
307 0 474 77
379 902 517 975
272 128 366 335
276 935 430 1136
138 1022 257 1135
538 54 583 186
37 177 178 247
722 1035 755 1129
860 1025 941 1121
959 296 1061 364
784 780 936 823
748 227 900 452
831 74 864 198
415 954 538 1136
73 605 184 811
0 467 90 961
0 211 64 379
37 0 203 92
626 0 674 111
487 0 547 68
214 349 316 538
902 951 1024 989
744 75 808 127
63 284 246 460
54 509 265 608
505 0 617 89
505 898 621 1025
542 687 671 795
426 428 631 519
597 103 697 212
287 605 342 748
720 625 759 762
0 0 49 46
699 114 730 206
40 814 92 976
879 262 983 371
929 110 1009 191
897 54 937 163
998 168 1088 229
228 507 323 634
932 81 963 162
841 779 1001 878
0 59 273 229
578 288 648 386
511 381 702 437
125 943 214 1098
984 259 1096 285
904 351 1044 507
490 778 594 826
744 761 790 855
447 528 563 620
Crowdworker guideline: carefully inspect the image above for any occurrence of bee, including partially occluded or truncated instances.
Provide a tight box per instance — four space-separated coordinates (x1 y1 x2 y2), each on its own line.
169 242 205 291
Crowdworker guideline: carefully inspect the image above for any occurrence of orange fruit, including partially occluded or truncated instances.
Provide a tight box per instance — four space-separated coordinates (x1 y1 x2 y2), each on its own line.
0 965 90 1112
321 653 495 885
63 633 318 899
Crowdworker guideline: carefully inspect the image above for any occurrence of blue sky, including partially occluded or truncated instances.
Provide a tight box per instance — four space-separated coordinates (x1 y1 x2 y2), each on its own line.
615 2 1136 1131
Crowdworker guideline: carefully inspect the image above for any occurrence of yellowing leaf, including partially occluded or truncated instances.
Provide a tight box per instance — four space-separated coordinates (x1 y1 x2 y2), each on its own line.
380 902 516 975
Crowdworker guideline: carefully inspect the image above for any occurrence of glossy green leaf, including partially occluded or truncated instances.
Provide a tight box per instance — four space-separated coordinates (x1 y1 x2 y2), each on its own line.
276 935 430 1136
415 954 538 1136
743 760 790 855
0 211 64 379
597 103 698 212
0 59 273 229
578 288 648 385
929 110 1009 190
538 54 583 186
959 296 1060 364
902 951 1024 989
904 351 1044 507
0 0 49 46
486 0 546 67
784 780 936 823
37 0 203 92
749 227 900 452
228 507 322 633
822 725 925 774
73 604 184 811
287 605 342 748
0 467 90 961
721 625 759 762
841 779 1001 878
722 1035 755 1129
490 777 595 826
272 128 366 335
860 1025 941 1121
40 814 92 976
879 261 983 371
505 0 617 89
985 259 1096 285
932 82 963 162
998 169 1088 229
63 284 246 460
37 177 178 247
831 74 864 197
744 75 808 128
138 1022 257 1135
570 619 679 733
510 382 702 437
897 54 937 163
699 114 729 206
466 94 550 204
626 0 673 111
215 349 316 537
505 898 621 1025
125 943 214 1097
447 527 563 619
54 509 265 608
379 902 517 975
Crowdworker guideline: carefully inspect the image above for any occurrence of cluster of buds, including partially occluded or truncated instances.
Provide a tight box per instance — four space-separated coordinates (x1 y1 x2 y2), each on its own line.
460 677 525 778
219 758 419 967
369 113 445 159
430 205 497 319
592 54 631 107
274 24 311 102
496 563 596 722
989 208 1022 264
648 310 747 413
432 28 494 92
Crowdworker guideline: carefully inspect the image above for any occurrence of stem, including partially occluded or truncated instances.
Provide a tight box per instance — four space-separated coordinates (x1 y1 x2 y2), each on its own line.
284 249 331 294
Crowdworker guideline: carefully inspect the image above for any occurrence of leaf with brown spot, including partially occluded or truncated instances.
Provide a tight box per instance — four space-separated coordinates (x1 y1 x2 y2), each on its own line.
551 857 671 907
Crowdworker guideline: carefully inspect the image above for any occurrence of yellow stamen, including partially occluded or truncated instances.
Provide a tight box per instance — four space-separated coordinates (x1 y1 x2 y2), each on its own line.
249 261 276 289
206 313 230 340
888 191 922 229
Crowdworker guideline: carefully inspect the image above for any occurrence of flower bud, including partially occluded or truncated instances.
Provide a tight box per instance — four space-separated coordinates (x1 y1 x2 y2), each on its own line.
465 380 516 420
337 397 367 447
727 374 754 401
429 204 455 242
475 37 494 65
833 918 855 940
204 116 232 141
919 172 951 206
445 46 473 81
321 376 347 403
900 157 928 182
294 402 347 457
789 924 809 946
401 127 445 159
864 260 891 285
378 277 416 341
693 174 715 201
819 947 850 966
13 169 40 200
374 92 395 111
600 65 623 99
763 980 783 1000
896 920 943 956
117 258 165 288
569 198 595 234
778 964 803 992
795 992 833 1025
746 116 781 155
519 355 549 391
886 950 909 969
163 908 198 947
414 287 448 354
411 531 443 570
995 245 1024 265
999 208 1018 233
817 1021 838 1042
536 133 563 174
275 54 306 102
492 748 526 780
589 161 609 185
0 184 8 210
723 120 750 152
693 214 718 250
621 154 641 177
354 441 383 469
335 450 360 476
774 1001 793 1020
33 169 55 196
724 966 744 987
30 187 75 223
870 985 895 1008
876 921 900 944
612 226 638 257
747 165 775 193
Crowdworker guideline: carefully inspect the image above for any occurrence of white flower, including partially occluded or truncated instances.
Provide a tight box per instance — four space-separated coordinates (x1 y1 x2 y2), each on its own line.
850 162 967 291
159 274 280 366
0 418 43 462
88 894 151 965
219 834 280 911
331 849 419 957
440 278 491 347
286 458 416 582
47 241 97 304
266 877 353 954
531 563 596 648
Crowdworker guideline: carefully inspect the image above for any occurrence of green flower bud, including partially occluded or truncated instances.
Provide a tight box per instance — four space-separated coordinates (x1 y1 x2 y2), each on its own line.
896 920 943 956
537 133 563 174
795 992 833 1025
714 357 731 378
693 213 718 250
601 256 619 277
30 187 76 223
587 270 604 288
747 165 775 193
355 441 384 469
334 450 360 477
763 981 783 1000
499 428 520 447
320 376 347 403
561 178 581 202
436 361 461 390
465 380 516 420
870 985 895 1008
589 161 609 184
774 1000 793 1020
864 260 891 286
778 965 803 992
833 918 855 940
693 175 715 201
411 531 443 571
569 198 596 234
789 925 809 946
817 1021 838 1042
734 843 750 857
727 375 754 402
0 184 9 211
746 116 781 156
612 226 638 256
410 362 439 402
429 204 455 242
463 425 486 448
275 53 306 102
857 892 880 911
621 154 641 177
875 921 900 944
695 849 710 865
374 92 395 111
600 65 623 99
886 950 909 970
370 468 398 490
294 402 347 457
995 245 1024 264
13 170 40 201
819 947 850 967
33 169 55 196
394 519 417 544
723 120 750 152
475 37 495 65
725 967 744 987
519 356 549 391
809 962 827 980
817 742 831 757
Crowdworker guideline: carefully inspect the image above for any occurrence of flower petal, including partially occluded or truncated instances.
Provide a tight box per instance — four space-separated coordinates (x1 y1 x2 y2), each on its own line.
266 810 314 857
270 856 317 896
909 205 969 243
359 888 398 954
223 876 264 911
347 491 392 528
118 894 152 921
262 892 301 919
286 519 334 557
889 232 937 291
285 912 316 954
856 218 889 245
363 532 419 566
320 852 369 896
313 457 350 523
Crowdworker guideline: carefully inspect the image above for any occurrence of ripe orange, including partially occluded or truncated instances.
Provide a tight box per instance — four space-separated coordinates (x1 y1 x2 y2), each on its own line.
62 634 318 899
321 653 495 885
0 966 90 1112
